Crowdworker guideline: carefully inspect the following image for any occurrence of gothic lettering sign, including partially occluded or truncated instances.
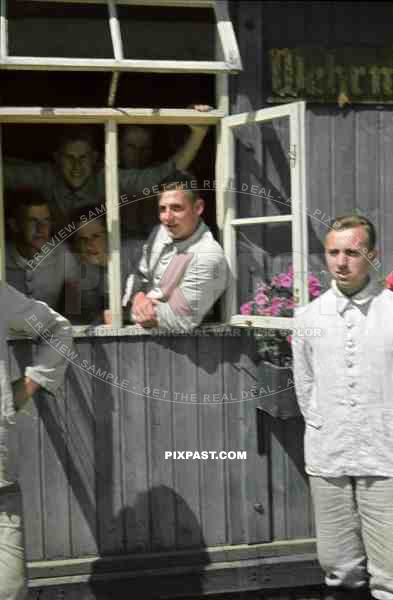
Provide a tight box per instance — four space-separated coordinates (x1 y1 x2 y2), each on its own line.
269 48 393 103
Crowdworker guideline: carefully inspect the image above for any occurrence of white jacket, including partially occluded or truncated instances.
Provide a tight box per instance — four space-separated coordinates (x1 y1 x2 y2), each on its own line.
292 277 393 477
123 221 232 332
0 282 72 422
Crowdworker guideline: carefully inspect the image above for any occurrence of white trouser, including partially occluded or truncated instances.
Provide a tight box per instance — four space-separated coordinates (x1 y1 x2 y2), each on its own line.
0 483 27 600
0 422 27 600
310 475 393 600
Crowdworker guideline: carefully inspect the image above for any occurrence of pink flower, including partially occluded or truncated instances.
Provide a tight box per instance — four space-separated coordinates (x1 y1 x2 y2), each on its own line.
286 335 292 344
272 273 292 289
385 272 393 290
240 302 253 315
270 299 286 316
255 291 268 306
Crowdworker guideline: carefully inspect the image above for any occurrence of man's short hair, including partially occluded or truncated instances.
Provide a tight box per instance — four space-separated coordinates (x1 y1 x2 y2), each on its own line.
6 188 49 221
56 126 98 153
330 214 377 251
69 203 107 232
158 171 200 203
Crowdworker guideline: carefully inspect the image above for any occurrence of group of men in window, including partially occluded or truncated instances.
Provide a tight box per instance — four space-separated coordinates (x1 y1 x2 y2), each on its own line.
3 112 232 331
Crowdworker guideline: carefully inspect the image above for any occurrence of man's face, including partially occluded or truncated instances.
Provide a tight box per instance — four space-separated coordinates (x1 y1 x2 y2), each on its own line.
18 204 51 254
325 226 377 294
74 220 108 266
159 189 203 240
57 140 97 190
120 126 153 169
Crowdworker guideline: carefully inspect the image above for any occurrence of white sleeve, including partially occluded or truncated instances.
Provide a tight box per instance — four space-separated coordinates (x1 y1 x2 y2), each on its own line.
4 283 73 395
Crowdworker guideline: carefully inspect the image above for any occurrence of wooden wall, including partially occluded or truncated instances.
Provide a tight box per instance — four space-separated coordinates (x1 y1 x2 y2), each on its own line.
231 1 393 302
8 334 319 597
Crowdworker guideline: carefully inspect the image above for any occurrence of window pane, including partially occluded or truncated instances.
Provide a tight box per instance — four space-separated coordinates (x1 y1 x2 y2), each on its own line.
116 72 215 108
118 5 217 61
233 117 291 218
236 223 294 314
2 124 109 325
0 71 112 107
8 1 113 58
236 223 327 317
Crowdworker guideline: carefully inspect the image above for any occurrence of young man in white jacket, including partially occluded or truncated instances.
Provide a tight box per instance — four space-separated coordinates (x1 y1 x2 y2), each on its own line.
123 173 232 333
0 282 72 600
293 215 392 600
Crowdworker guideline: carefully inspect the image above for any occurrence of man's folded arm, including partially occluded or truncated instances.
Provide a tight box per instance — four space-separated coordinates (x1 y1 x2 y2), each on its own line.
154 251 233 332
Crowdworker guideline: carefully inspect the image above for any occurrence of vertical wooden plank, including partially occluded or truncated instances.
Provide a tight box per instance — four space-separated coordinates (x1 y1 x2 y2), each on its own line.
145 337 175 551
304 1 332 44
13 341 44 561
380 109 393 273
237 333 271 543
356 109 380 243
224 335 249 546
306 109 332 275
67 339 98 556
39 384 70 558
283 418 311 539
332 110 356 215
197 335 227 546
171 337 203 549
119 338 150 553
268 416 287 540
93 339 123 554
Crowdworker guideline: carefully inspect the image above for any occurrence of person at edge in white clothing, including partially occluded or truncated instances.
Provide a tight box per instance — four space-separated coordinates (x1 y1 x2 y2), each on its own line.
0 283 72 600
292 214 393 600
122 172 232 332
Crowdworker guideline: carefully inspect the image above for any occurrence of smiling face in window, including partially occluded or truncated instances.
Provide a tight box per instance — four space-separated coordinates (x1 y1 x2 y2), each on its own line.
158 189 204 241
56 140 98 191
74 219 108 267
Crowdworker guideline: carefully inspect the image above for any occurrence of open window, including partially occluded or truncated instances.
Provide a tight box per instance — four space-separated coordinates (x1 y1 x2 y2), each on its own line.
218 101 309 329
0 0 241 332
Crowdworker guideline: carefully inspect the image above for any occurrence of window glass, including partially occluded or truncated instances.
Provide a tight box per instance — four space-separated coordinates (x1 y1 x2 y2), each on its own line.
118 5 217 62
2 123 108 325
234 117 291 218
0 71 111 107
7 1 113 59
236 223 293 315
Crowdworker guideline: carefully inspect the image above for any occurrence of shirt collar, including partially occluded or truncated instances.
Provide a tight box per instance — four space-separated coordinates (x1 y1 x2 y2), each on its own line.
160 220 208 251
331 276 382 314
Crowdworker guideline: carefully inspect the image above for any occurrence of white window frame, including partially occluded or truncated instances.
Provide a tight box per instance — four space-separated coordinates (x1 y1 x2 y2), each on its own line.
218 101 309 330
0 3 309 335
2 0 242 85
0 0 237 332
0 109 223 330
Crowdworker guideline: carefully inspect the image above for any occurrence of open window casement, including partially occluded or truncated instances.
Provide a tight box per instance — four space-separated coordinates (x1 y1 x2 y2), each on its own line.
0 0 241 333
218 101 309 330
1 1 242 81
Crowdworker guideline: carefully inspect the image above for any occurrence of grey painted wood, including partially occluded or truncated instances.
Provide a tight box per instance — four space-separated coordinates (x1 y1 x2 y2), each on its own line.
197 335 227 547
119 338 150 553
379 111 393 275
92 340 123 554
66 340 98 556
170 337 203 549
9 341 44 561
39 385 70 558
11 334 316 562
145 338 176 551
